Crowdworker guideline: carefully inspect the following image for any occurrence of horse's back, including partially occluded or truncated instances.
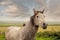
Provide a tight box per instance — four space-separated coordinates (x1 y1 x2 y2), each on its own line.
5 26 22 40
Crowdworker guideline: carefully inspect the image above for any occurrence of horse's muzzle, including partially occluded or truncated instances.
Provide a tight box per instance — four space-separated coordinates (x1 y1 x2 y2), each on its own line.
42 23 48 29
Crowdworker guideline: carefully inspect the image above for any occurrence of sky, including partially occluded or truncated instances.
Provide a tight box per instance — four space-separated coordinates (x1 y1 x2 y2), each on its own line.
0 0 60 22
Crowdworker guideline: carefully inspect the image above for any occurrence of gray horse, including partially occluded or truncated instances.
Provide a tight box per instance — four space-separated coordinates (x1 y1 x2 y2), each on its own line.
5 8 48 40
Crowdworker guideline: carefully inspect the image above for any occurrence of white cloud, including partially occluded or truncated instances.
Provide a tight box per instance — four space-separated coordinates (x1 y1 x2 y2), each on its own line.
0 1 12 5
0 2 6 5
0 0 60 22
1 5 20 17
2 5 18 13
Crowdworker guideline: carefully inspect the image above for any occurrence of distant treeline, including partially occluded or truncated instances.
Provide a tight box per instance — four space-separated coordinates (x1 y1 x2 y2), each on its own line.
48 24 60 26
0 23 23 27
0 23 60 27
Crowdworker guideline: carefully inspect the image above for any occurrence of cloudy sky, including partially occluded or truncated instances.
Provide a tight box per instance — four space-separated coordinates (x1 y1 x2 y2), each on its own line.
0 0 60 22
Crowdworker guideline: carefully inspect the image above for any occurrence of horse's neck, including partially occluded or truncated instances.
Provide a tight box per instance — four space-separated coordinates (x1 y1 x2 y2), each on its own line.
24 21 38 39
19 20 39 40
27 21 38 31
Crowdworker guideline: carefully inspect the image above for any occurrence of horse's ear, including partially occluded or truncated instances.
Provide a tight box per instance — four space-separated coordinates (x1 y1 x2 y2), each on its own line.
40 9 45 14
33 8 37 15
33 8 35 12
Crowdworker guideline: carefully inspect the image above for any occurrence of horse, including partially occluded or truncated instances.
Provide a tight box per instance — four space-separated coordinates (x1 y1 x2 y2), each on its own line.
5 8 48 40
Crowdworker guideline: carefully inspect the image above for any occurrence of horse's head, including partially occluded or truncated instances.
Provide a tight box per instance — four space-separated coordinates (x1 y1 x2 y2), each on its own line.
32 8 48 29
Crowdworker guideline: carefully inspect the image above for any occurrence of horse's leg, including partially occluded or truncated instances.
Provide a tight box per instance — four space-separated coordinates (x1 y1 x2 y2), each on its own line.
31 38 35 40
5 38 10 40
5 38 7 40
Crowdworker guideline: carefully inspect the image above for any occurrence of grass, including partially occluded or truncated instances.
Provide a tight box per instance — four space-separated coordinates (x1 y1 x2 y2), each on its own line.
0 24 60 40
38 26 60 32
35 31 60 40
0 33 5 40
0 31 60 40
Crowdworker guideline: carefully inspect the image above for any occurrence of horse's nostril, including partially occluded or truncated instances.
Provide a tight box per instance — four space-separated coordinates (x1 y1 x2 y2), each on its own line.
43 23 45 25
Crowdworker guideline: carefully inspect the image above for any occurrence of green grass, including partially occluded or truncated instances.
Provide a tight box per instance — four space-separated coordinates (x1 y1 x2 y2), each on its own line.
0 24 60 40
35 32 60 40
0 33 5 40
0 31 60 40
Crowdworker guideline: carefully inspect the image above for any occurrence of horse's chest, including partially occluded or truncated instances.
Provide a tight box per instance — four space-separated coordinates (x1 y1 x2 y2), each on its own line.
19 28 36 40
23 30 35 40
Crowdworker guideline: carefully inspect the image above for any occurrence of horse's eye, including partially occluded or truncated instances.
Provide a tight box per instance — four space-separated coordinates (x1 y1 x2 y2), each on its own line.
37 16 38 18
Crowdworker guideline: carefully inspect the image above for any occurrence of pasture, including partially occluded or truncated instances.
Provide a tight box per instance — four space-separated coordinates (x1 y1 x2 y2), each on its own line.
0 24 60 40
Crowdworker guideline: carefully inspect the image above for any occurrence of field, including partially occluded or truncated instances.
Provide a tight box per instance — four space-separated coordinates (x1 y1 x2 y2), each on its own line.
0 24 60 40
